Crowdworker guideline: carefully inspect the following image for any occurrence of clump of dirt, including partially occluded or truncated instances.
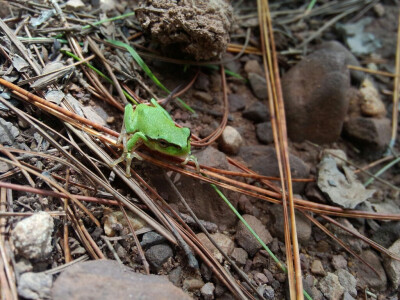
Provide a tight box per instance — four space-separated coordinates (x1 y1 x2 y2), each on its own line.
135 0 233 60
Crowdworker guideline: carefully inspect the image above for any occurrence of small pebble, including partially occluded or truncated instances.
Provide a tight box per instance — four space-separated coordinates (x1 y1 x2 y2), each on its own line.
201 282 215 300
183 278 204 291
248 73 268 99
193 91 213 103
254 272 269 285
12 212 54 260
311 259 325 276
219 125 243 155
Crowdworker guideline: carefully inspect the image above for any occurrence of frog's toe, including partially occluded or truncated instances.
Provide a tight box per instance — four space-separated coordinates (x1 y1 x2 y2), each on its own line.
110 154 127 168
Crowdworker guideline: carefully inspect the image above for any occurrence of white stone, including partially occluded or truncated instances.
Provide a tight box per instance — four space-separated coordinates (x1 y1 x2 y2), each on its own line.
219 126 243 155
12 212 54 260
18 272 52 299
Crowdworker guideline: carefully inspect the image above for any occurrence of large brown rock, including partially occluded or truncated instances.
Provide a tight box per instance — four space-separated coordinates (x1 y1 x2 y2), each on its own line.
52 260 191 300
282 41 356 143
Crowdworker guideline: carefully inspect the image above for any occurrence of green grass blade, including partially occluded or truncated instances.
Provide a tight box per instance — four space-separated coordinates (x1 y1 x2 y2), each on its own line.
364 156 400 187
106 39 195 113
205 64 246 81
82 12 136 30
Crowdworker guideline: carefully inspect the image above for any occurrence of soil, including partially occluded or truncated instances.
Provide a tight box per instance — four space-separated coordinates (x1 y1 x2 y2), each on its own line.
1 1 399 300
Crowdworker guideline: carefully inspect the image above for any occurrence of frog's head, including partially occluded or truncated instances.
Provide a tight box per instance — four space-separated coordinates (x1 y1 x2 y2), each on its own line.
150 126 191 157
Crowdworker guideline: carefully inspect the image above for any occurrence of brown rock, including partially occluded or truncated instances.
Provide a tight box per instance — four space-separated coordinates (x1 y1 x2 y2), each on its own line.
244 60 263 76
359 79 386 117
343 117 391 157
235 214 273 256
52 260 191 300
311 259 325 276
282 41 353 143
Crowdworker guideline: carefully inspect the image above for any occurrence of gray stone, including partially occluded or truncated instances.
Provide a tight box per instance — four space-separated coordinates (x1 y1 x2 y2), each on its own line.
242 101 269 123
235 214 272 256
0 117 19 146
228 94 246 112
317 156 375 209
336 269 357 297
262 285 275 300
168 266 182 286
372 222 400 248
18 272 52 300
326 219 367 253
331 254 347 270
218 125 243 155
145 244 174 271
343 117 391 158
201 282 215 300
353 250 387 291
282 41 352 143
311 287 324 300
248 73 268 99
255 122 273 144
384 239 400 288
12 212 54 260
194 72 210 91
141 231 166 249
230 247 248 266
52 260 190 300
343 291 356 300
318 272 345 300
270 205 312 245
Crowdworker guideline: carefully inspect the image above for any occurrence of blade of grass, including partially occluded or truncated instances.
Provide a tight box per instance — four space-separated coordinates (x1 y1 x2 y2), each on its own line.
364 156 400 187
204 65 246 81
389 13 400 150
106 39 195 113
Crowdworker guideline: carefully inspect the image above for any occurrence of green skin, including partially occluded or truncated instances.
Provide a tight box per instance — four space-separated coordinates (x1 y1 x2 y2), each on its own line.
112 99 196 176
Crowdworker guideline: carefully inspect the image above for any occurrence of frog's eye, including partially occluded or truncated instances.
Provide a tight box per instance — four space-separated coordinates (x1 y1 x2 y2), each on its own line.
158 139 169 148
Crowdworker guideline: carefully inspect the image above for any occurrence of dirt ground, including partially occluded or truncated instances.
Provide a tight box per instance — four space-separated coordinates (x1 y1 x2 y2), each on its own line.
0 1 399 300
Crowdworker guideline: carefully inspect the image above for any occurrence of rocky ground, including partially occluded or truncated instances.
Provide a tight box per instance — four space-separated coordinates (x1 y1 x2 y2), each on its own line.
1 0 400 300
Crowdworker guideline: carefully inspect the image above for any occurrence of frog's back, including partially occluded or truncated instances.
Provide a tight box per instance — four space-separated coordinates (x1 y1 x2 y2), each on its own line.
134 104 175 136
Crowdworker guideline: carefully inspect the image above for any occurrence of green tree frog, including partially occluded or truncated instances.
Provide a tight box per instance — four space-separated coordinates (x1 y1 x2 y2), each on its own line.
111 99 198 176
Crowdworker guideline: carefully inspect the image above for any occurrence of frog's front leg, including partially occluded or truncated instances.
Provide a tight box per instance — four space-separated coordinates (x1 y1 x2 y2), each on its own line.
111 131 147 177
182 154 200 172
